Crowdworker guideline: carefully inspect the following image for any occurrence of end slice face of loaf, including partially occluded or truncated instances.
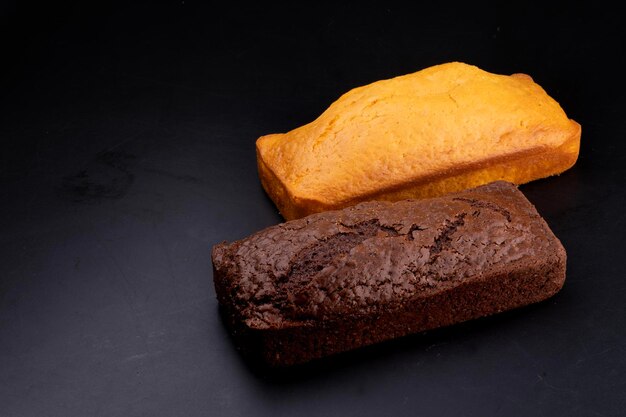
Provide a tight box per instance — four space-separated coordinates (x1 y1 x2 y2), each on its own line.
256 61 581 220
212 181 567 367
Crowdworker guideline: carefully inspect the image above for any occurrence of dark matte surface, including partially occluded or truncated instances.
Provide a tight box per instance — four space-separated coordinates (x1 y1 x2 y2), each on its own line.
1 2 624 416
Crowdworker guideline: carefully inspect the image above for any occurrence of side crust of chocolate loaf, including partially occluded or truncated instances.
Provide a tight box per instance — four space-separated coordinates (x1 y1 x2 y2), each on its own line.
211 181 566 367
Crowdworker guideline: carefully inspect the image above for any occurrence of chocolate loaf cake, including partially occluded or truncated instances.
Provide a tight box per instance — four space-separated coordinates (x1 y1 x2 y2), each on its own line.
211 181 566 367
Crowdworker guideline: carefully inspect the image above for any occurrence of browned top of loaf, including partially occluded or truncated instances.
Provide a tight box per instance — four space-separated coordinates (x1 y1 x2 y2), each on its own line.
256 61 580 207
211 181 564 330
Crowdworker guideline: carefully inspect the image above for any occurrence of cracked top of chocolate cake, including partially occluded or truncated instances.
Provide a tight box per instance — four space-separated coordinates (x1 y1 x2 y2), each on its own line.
212 181 561 330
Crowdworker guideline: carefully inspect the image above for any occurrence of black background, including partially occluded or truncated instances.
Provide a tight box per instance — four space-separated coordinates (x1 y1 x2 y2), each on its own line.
1 2 625 416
